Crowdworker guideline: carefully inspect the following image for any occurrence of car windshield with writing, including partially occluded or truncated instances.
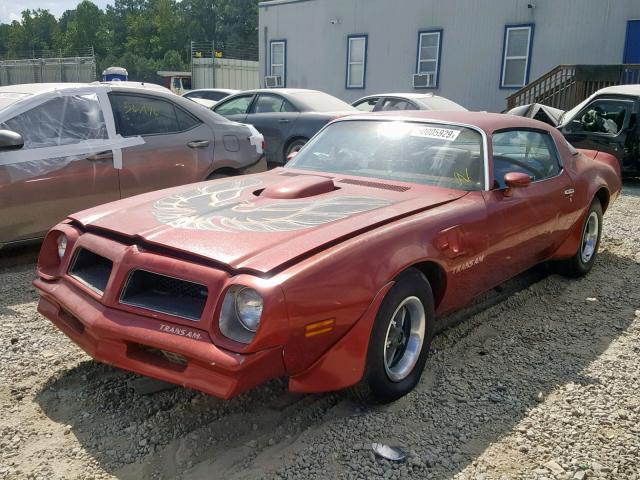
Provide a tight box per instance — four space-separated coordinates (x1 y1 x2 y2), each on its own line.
286 120 485 191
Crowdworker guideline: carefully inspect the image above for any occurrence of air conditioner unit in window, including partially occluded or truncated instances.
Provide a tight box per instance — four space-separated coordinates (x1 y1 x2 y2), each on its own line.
413 73 434 88
264 75 282 88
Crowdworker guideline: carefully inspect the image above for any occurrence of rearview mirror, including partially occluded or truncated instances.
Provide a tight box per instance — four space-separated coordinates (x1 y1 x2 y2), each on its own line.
503 172 531 196
0 129 24 151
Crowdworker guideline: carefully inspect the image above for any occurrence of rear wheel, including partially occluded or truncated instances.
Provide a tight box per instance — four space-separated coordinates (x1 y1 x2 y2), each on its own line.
560 198 603 277
350 268 434 403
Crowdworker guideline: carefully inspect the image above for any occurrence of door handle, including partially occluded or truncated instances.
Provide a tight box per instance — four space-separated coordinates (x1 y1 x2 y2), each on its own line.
187 140 210 148
564 188 575 197
86 151 113 161
278 119 290 123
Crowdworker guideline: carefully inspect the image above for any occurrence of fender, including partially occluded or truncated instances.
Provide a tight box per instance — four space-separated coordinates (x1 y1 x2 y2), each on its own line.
288 281 394 393
551 207 587 259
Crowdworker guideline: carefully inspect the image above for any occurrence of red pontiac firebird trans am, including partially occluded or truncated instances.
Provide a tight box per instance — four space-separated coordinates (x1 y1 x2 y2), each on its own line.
34 112 621 403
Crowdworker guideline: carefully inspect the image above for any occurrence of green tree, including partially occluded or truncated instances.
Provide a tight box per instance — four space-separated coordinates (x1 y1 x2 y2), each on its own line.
57 1 109 56
0 0 258 80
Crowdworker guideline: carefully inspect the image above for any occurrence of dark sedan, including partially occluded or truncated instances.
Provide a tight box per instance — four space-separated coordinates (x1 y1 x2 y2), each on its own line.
212 88 357 164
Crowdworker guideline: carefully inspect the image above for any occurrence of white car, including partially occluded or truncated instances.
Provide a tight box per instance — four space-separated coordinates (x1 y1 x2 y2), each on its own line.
352 93 467 112
182 89 239 108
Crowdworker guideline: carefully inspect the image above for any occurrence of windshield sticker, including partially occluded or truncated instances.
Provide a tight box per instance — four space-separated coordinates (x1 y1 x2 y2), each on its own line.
410 127 461 141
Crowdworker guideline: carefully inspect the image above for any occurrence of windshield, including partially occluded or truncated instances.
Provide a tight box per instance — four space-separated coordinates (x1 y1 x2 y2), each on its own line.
0 92 31 111
286 120 485 191
291 91 355 112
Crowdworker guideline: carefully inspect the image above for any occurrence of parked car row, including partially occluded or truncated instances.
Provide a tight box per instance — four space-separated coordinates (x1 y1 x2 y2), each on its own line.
208 89 468 165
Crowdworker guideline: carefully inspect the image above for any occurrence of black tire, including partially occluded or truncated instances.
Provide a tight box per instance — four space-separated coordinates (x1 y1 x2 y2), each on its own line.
350 268 435 404
284 138 308 159
560 198 603 277
206 169 237 180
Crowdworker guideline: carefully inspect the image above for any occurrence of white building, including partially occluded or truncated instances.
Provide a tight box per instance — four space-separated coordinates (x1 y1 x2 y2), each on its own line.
258 0 640 111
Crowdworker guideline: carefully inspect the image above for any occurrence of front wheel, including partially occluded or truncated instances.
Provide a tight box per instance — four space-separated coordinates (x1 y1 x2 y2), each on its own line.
351 268 435 403
560 198 603 277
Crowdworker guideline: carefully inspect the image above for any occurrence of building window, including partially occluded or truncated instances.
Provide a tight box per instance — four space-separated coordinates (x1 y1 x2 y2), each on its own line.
416 30 442 88
346 35 367 89
269 40 286 87
501 25 534 88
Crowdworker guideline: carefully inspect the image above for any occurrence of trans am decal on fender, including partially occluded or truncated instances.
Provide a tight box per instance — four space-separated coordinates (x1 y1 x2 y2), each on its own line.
152 178 392 232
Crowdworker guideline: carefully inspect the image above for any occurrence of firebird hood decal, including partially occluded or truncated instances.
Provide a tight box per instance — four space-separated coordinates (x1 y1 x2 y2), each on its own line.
70 170 468 273
152 178 392 232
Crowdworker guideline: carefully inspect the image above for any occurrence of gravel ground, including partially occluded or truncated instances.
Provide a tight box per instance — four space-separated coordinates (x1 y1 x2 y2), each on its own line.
1 181 639 480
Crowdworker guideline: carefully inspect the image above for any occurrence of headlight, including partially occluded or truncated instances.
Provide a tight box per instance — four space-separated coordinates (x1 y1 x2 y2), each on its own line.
219 286 264 343
235 287 263 332
56 234 68 259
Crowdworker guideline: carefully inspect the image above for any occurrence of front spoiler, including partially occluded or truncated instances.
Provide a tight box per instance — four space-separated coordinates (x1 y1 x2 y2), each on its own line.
34 278 285 399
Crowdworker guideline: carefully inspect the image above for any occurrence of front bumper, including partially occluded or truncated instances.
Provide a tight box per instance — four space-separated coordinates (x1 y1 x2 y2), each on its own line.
34 277 285 399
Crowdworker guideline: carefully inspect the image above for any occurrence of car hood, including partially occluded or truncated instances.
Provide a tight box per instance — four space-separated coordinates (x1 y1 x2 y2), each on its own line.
69 169 467 274
507 103 565 127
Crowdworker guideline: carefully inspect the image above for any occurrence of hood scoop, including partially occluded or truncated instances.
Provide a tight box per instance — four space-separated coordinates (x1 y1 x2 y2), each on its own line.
259 175 337 199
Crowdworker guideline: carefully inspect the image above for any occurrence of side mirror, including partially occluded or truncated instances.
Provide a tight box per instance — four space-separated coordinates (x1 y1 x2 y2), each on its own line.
286 150 298 162
0 129 24 151
503 172 531 196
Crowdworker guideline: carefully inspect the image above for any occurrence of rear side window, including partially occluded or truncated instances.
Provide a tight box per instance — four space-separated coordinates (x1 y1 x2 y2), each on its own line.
175 107 201 131
110 94 196 136
492 130 560 187
252 94 298 113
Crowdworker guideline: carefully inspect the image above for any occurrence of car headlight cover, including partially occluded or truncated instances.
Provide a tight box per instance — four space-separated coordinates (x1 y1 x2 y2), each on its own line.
235 287 263 332
219 285 264 343
57 234 68 259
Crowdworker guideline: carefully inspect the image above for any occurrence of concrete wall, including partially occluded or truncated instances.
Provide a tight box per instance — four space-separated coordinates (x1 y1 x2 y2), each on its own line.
258 0 640 112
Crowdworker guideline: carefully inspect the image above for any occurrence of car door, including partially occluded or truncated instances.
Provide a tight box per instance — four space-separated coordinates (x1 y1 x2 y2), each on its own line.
481 129 578 281
0 91 120 244
110 92 215 198
212 93 256 123
561 96 636 170
243 93 300 164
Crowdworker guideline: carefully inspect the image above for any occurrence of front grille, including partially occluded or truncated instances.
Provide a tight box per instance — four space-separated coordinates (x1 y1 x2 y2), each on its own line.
120 270 208 321
68 249 113 294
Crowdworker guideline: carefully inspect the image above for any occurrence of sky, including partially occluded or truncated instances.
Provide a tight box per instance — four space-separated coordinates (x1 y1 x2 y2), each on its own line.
0 0 114 23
